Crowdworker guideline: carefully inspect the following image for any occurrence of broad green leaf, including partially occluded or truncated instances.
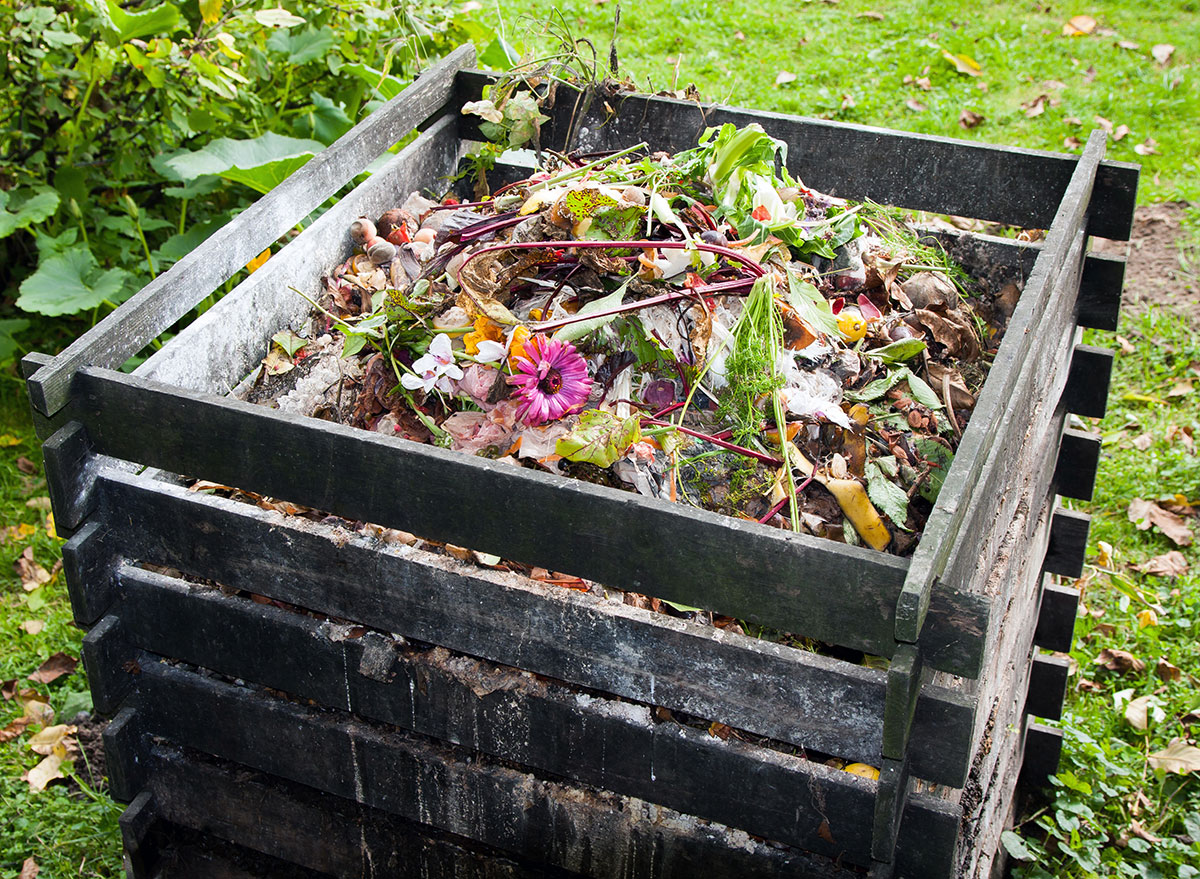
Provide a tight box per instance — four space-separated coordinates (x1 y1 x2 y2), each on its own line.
553 282 630 344
17 248 132 316
272 330 306 357
154 132 325 193
105 0 180 41
912 436 953 503
785 271 839 336
338 62 406 100
267 25 334 65
293 92 353 145
844 369 908 403
0 319 31 362
479 36 521 69
999 831 1034 862
866 461 910 530
0 188 60 238
556 410 641 468
255 8 305 28
906 370 943 409
866 338 927 363
154 216 228 263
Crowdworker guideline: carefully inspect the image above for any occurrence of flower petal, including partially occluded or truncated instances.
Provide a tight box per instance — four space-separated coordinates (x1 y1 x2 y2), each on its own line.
473 340 507 363
429 333 454 364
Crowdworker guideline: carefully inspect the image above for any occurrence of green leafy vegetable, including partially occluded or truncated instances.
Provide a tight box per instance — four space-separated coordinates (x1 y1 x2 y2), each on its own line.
556 410 642 468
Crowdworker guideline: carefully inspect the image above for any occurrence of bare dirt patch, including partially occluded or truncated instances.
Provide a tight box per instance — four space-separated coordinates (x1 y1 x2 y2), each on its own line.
1095 201 1199 328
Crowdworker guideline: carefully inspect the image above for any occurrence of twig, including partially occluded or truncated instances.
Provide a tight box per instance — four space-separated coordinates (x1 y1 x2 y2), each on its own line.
942 370 961 437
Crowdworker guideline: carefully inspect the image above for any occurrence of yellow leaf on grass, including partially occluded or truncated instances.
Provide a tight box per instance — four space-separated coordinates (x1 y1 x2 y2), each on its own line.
28 724 77 756
1137 609 1159 629
22 753 65 792
1062 15 1097 36
1148 739 1200 774
246 248 271 273
0 434 23 447
942 50 982 76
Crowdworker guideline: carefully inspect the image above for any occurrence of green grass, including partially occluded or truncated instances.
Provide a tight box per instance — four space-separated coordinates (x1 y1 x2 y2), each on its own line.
1 1 1198 875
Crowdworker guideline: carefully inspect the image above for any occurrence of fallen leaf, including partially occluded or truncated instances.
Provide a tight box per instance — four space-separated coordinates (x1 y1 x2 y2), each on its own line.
19 858 37 879
1116 40 1140 50
1134 138 1160 156
818 819 836 845
24 497 52 511
22 752 65 791
733 30 745 40
1124 694 1163 730
1112 124 1130 141
1148 739 1200 774
18 689 53 725
261 348 294 376
1128 498 1194 545
19 620 44 635
1134 551 1188 577
1022 94 1048 117
1095 541 1115 567
1151 43 1175 65
1137 608 1159 629
1129 819 1162 843
774 71 797 87
840 93 856 110
1116 335 1136 355
1167 380 1193 397
1166 425 1194 451
708 721 732 739
1083 65 1098 84
27 723 77 756
27 652 78 685
942 50 982 76
1042 79 1068 91
905 99 927 112
1132 432 1153 450
246 248 270 273
1155 657 1182 682
959 109 985 129
1064 115 1083 126
1095 648 1146 674
0 434 21 447
857 10 884 19
1182 707 1200 726
904 74 932 91
1094 115 1114 133
1063 135 1083 149
16 456 36 475
14 547 51 591
1063 14 1097 36
1 679 15 700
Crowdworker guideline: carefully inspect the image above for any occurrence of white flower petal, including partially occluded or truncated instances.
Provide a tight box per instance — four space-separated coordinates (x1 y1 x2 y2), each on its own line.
429 332 454 364
401 373 426 391
473 340 507 363
443 363 464 381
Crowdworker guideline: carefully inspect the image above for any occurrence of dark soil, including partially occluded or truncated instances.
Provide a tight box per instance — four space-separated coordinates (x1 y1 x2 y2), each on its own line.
1094 201 1198 328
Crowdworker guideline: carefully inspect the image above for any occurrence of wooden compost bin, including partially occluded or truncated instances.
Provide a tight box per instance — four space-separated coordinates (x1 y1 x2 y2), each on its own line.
25 45 1137 879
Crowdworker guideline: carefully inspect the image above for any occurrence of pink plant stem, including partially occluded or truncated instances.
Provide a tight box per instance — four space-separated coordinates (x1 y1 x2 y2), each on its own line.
758 497 790 524
653 401 685 418
640 417 782 466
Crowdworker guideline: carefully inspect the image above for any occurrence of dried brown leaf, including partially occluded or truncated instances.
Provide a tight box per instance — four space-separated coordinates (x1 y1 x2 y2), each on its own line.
1130 819 1162 843
19 620 44 636
1094 115 1114 133
857 10 884 20
24 497 52 511
1063 14 1097 36
1148 738 1200 774
13 547 51 592
905 99 927 113
1151 43 1175 65
1128 498 1194 545
21 752 65 791
1124 694 1159 730
19 858 38 879
941 50 982 76
1112 124 1130 141
1116 40 1140 50
1022 94 1048 117
1155 657 1182 682
774 70 797 87
16 456 36 475
27 723 77 757
1064 135 1083 149
1132 432 1153 451
27 652 78 685
959 109 985 129
1094 648 1146 674
1134 138 1160 156
1133 550 1188 577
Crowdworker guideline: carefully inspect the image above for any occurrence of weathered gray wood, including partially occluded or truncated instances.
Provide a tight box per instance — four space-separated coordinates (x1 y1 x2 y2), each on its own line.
102 706 147 803
1043 508 1091 579
895 130 1105 645
138 115 469 397
64 367 987 677
1062 344 1114 419
41 421 95 536
1019 723 1064 790
455 72 1138 240
1025 654 1070 721
1033 583 1080 653
89 470 973 785
871 756 910 863
1077 251 1127 331
1054 428 1102 501
27 45 476 418
62 519 119 626
142 744 579 879
82 615 134 715
881 644 922 759
114 662 961 878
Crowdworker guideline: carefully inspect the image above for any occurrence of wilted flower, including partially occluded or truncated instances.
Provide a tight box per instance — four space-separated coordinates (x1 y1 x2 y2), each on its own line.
508 334 592 425
402 333 463 393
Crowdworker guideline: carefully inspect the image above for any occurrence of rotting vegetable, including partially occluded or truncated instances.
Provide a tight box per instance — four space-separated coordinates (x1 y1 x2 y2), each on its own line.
256 116 1014 558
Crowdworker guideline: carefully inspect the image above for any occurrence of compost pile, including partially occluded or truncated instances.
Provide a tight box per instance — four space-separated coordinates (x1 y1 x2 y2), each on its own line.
260 121 1009 557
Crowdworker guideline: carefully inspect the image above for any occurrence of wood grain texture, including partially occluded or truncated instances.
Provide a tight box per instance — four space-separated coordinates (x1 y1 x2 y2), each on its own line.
1062 344 1114 419
454 71 1138 239
87 470 974 785
26 45 476 418
1043 508 1091 579
108 662 961 878
137 115 468 397
1033 583 1080 653
65 368 987 677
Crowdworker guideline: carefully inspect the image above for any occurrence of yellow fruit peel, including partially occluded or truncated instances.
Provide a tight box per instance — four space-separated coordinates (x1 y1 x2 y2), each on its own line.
786 444 891 551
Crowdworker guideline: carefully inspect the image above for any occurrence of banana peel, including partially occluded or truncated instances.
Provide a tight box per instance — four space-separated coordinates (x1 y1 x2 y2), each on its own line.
787 443 891 551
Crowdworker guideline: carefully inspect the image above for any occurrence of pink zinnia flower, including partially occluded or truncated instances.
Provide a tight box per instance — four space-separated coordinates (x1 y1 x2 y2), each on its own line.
508 334 592 425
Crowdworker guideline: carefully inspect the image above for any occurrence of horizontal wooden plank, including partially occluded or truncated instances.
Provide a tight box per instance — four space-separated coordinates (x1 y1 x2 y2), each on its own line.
89 471 974 785
1054 428 1102 501
455 71 1138 240
1043 508 1091 579
28 47 476 419
111 661 960 878
110 566 966 850
1062 344 1114 419
137 114 469 398
1077 251 1126 331
65 367 987 677
1025 654 1070 721
140 745 575 879
1033 582 1080 653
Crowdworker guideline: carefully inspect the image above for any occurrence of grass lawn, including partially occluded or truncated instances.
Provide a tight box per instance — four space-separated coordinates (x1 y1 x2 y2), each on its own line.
1 1 1198 875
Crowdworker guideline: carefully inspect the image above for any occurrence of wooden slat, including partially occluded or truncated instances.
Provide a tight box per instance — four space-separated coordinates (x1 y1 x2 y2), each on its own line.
87 471 974 786
1054 428 1102 501
1025 654 1070 721
62 520 118 626
1077 252 1127 331
109 662 961 879
1019 723 1064 790
137 115 469 397
895 130 1106 646
1043 508 1091 579
118 792 159 879
26 45 476 418
139 745 581 879
1033 583 1080 653
454 72 1138 240
82 615 134 714
41 421 94 536
1062 344 1114 419
102 706 148 803
62 368 987 677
